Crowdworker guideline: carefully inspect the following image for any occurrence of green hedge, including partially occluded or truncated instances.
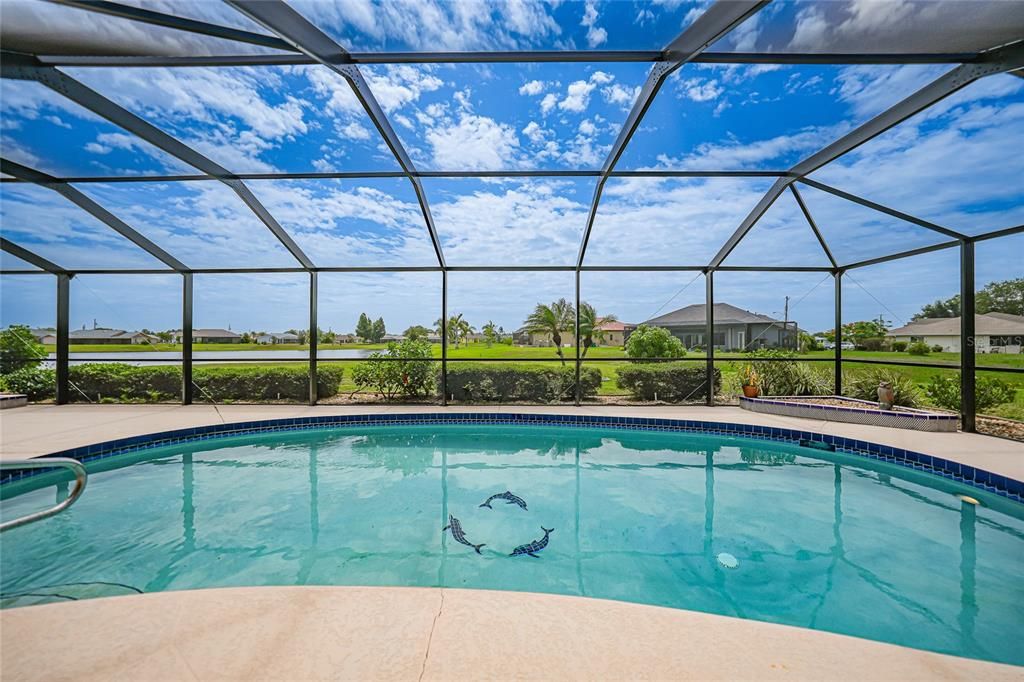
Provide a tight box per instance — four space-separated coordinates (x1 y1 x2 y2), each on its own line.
616 363 720 402
194 365 345 402
0 363 345 403
442 364 601 402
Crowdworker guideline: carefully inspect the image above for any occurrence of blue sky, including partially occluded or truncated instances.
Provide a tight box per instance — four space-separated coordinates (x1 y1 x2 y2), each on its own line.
1 0 1022 334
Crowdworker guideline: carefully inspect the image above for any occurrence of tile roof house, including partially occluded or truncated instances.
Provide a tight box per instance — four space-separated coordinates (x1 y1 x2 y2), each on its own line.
633 303 797 351
888 313 1024 353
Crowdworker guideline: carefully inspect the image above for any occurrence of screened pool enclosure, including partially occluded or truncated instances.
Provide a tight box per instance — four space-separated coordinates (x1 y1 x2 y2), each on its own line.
1 0 1022 431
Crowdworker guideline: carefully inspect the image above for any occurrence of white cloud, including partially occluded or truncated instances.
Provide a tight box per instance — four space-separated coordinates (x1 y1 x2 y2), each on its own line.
559 80 595 113
519 80 547 96
656 125 846 169
677 77 724 103
579 119 597 136
292 0 562 51
83 142 111 155
540 93 559 114
522 121 547 144
602 83 638 108
339 122 372 140
426 114 521 170
581 1 608 48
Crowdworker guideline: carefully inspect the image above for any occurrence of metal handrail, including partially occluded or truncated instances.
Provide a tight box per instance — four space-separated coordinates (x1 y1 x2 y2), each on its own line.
0 458 88 532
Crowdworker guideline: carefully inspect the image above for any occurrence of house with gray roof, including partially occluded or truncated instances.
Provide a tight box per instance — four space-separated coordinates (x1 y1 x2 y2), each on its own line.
66 328 160 345
631 303 797 351
170 329 242 344
255 332 299 345
888 313 1024 353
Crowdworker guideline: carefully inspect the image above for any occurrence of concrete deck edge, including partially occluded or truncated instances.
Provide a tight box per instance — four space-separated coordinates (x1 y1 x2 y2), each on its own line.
4 409 1022 501
2 586 1020 681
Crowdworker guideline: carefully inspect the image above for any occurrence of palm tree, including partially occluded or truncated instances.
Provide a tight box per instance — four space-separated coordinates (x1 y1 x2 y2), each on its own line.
482 320 498 347
523 298 575 365
578 303 617 358
435 313 473 347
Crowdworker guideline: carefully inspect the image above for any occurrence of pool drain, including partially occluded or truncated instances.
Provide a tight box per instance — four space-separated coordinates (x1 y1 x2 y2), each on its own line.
717 552 739 569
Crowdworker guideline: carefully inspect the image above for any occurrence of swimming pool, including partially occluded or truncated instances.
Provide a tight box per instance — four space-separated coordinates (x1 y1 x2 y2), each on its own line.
2 419 1022 666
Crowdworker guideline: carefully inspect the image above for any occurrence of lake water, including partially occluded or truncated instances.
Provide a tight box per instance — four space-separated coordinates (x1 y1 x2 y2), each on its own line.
44 349 374 367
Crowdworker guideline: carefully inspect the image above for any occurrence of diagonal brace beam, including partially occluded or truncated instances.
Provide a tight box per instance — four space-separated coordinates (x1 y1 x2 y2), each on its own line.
0 236 69 274
789 184 836 269
1 52 315 270
1 158 188 271
225 0 447 269
48 0 298 53
576 0 769 268
709 41 1024 269
798 178 965 240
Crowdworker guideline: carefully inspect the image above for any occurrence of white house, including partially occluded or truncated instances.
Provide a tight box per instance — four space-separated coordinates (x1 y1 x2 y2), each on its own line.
888 312 1024 353
255 332 299 344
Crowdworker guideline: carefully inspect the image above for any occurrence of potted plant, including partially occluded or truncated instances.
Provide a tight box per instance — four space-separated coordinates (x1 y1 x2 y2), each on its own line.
739 364 760 398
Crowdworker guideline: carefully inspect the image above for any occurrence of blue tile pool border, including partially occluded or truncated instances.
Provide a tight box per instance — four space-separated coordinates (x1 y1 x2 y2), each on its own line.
2 413 1020 502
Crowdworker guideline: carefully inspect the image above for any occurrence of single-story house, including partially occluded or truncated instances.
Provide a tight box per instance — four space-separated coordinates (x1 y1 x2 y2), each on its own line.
171 329 242 344
594 319 628 347
29 328 57 344
333 333 358 344
65 328 160 345
255 332 299 345
513 316 626 347
888 313 1024 353
380 334 406 343
630 303 797 351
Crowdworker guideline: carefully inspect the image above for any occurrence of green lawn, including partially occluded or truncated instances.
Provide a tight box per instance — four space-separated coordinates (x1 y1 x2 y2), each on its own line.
47 342 1023 417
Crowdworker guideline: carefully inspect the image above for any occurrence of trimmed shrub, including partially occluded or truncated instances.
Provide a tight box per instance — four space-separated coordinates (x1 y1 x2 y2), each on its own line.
442 364 600 402
858 337 886 351
616 363 720 402
351 340 435 400
1 363 346 403
930 344 944 353
69 363 180 402
625 325 685 360
0 365 56 401
194 365 344 402
906 341 930 356
925 373 1014 412
891 341 908 352
842 367 920 407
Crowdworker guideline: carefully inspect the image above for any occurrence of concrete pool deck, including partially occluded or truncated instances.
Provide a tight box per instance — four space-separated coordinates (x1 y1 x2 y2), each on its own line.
2 404 1022 680
2 586 1021 681
2 403 1022 481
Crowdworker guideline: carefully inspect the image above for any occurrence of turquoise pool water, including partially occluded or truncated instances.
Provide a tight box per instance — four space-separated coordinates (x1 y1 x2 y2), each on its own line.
2 424 1022 665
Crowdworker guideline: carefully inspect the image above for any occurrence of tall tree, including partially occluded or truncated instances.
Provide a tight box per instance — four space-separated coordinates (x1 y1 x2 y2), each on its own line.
482 320 498 347
978 277 1024 316
403 325 431 341
435 313 471 347
523 298 575 365
913 278 1024 319
577 303 617 358
355 313 373 342
371 317 386 343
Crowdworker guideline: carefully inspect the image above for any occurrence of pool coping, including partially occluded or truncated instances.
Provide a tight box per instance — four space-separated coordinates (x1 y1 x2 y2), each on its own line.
2 412 1021 502
3 585 1019 681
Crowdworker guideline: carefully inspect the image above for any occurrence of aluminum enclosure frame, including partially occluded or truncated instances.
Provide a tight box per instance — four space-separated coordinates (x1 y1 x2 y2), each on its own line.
1 0 1022 432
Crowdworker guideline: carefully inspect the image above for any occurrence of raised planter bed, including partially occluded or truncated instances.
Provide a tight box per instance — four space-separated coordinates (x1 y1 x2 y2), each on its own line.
0 394 28 410
740 395 957 432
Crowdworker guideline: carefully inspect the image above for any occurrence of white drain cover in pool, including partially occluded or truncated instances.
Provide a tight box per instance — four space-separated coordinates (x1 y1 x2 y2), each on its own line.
717 552 739 569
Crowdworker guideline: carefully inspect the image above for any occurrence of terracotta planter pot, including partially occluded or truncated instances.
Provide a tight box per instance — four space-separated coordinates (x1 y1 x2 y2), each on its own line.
742 385 760 398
